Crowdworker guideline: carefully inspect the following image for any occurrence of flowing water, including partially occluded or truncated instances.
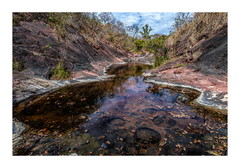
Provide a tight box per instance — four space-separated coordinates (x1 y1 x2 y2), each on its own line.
13 63 227 155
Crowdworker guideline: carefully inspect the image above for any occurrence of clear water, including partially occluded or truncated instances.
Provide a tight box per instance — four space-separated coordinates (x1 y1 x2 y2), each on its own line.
13 63 227 155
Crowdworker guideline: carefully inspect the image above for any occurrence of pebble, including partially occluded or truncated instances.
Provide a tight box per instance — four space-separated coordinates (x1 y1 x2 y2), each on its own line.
70 153 78 156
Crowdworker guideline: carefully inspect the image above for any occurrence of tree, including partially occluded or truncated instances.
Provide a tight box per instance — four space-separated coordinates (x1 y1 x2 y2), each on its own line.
98 12 114 25
108 20 127 41
96 13 116 40
69 12 90 30
88 12 116 44
140 24 153 41
127 23 140 39
173 12 192 30
90 12 101 37
114 21 126 34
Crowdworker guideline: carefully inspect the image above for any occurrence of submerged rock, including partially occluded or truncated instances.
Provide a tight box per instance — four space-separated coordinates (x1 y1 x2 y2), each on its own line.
134 127 161 144
153 116 177 128
107 117 126 126
141 108 159 114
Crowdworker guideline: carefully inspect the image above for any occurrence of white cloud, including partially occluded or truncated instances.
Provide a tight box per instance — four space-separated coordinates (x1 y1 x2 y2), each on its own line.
112 12 177 35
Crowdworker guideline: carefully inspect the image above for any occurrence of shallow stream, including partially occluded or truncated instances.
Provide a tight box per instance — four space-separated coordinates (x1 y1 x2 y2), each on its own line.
13 63 227 155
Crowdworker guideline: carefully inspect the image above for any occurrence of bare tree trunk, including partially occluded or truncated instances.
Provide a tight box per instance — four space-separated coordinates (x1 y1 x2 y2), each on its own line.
91 20 101 37
215 13 223 30
96 27 111 40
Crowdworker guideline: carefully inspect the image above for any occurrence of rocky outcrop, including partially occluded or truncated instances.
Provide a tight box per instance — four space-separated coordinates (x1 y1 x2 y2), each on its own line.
144 26 228 113
168 24 228 59
12 20 133 106
13 21 130 79
12 69 117 106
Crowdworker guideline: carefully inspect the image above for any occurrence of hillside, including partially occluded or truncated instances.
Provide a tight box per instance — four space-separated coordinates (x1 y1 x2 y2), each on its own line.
12 13 133 104
13 20 131 79
143 24 227 113
12 12 228 154
12 12 228 113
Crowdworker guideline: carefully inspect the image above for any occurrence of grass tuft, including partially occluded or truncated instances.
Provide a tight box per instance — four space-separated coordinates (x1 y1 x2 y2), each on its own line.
51 61 70 80
13 57 24 71
173 63 185 69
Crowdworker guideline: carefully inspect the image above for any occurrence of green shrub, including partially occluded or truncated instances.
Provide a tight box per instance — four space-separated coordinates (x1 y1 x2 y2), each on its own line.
144 35 170 68
134 40 145 51
13 16 21 26
13 57 24 71
153 54 169 68
154 55 164 67
145 35 168 55
51 61 70 80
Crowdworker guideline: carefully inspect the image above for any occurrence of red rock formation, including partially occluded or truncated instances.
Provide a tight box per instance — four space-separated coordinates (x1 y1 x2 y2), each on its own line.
146 26 228 112
13 21 130 79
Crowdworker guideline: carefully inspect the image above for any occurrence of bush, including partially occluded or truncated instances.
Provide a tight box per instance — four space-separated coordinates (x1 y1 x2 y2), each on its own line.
134 40 145 51
13 16 21 26
13 57 24 71
145 35 169 68
51 61 70 80
146 35 168 55
153 55 169 68
154 55 164 67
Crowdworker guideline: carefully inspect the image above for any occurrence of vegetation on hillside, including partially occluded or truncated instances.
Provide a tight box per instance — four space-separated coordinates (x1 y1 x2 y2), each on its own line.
13 57 25 71
12 12 143 79
12 12 228 78
167 12 228 58
137 12 227 68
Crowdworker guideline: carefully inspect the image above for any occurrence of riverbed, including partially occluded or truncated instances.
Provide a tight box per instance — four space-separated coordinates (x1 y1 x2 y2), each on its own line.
13 63 227 155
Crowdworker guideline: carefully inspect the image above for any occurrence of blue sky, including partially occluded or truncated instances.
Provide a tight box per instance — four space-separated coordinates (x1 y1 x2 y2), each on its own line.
112 12 179 35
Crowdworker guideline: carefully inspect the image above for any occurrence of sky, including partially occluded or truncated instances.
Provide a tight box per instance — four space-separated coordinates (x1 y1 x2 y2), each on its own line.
112 12 179 35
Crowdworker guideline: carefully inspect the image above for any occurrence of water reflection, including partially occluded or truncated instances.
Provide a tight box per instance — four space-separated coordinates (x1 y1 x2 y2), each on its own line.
13 63 227 156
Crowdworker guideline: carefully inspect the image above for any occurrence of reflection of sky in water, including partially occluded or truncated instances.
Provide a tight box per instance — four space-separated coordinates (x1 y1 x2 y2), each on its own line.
13 64 227 156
